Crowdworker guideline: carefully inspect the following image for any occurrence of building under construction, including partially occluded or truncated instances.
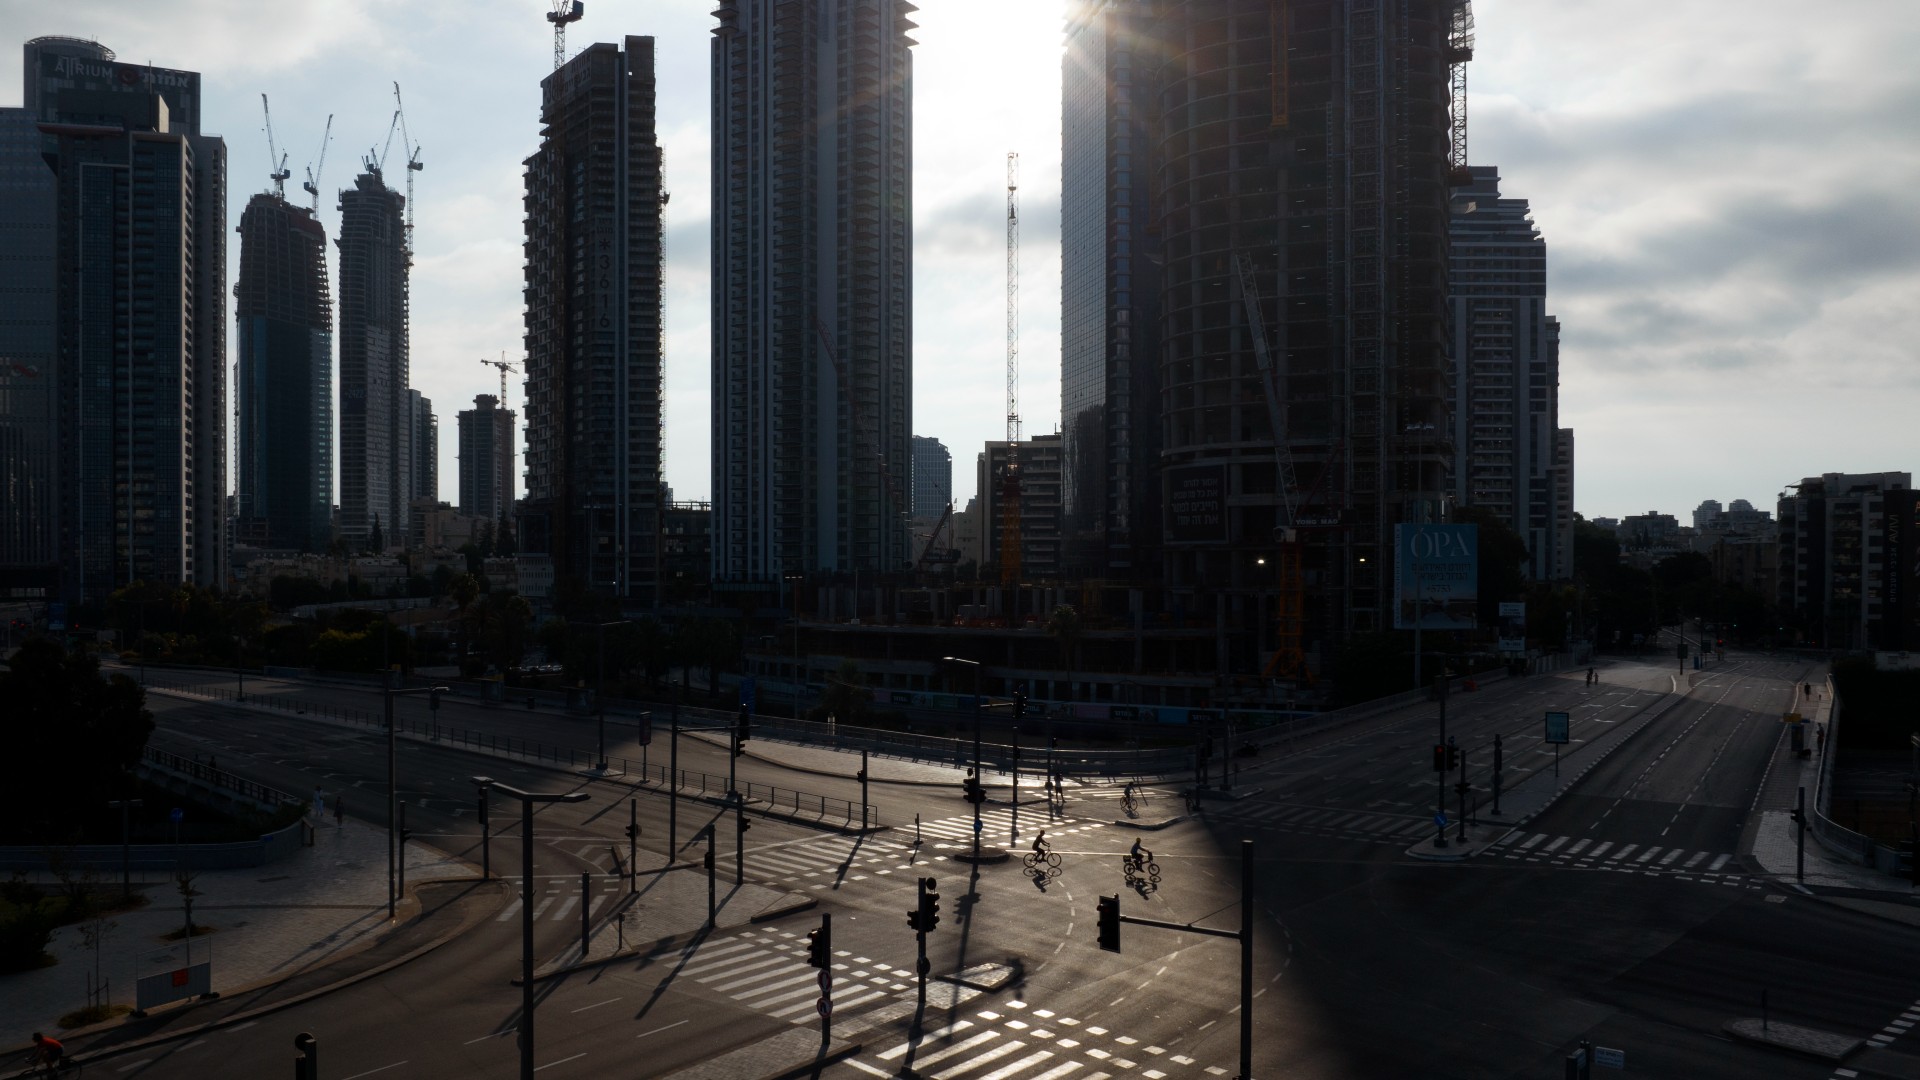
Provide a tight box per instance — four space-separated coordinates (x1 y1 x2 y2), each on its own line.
519 36 665 605
236 191 334 554
1058 1 1468 689
336 168 412 551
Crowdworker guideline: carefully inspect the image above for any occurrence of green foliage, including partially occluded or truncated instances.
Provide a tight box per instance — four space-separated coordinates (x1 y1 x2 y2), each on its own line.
1451 506 1530 624
309 621 411 673
0 640 153 845
0 895 59 972
808 658 874 725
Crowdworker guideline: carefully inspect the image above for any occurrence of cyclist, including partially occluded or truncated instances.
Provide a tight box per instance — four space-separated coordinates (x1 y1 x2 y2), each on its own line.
1031 831 1051 861
30 1031 64 1069
1128 837 1152 872
1123 780 1138 809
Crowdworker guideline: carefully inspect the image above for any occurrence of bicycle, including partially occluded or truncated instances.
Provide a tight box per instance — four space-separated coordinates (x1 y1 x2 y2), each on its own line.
1122 854 1160 887
1121 787 1144 814
1022 849 1062 872
17 1055 82 1078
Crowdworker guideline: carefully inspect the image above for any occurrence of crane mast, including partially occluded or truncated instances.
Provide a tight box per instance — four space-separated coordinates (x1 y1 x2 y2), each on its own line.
547 1 584 70
260 93 290 198
302 113 332 212
392 83 422 255
1000 151 1022 589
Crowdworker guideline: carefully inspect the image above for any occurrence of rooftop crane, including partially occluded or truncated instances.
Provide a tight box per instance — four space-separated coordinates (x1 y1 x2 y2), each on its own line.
547 1 584 70
260 93 291 198
480 353 521 407
1234 251 1309 684
392 82 423 254
302 113 332 212
1000 151 1022 590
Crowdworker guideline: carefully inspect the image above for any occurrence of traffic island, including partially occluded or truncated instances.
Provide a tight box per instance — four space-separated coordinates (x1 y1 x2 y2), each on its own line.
949 845 1010 864
1406 825 1511 862
1723 1018 1863 1062
1115 814 1188 830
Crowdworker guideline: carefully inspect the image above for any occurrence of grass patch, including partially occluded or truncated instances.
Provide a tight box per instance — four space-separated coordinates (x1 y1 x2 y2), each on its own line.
159 923 216 943
58 1002 131 1029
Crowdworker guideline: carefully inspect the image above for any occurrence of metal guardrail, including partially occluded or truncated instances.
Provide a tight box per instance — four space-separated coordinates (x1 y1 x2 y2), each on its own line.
143 745 304 809
146 681 879 829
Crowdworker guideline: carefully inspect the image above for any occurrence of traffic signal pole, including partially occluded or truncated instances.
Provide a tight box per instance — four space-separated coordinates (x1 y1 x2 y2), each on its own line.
1098 840 1255 1080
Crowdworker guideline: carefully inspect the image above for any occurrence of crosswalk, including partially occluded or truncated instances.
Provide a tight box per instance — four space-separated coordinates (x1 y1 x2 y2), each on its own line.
1490 830 1748 884
1211 801 1435 844
842 998 1230 1079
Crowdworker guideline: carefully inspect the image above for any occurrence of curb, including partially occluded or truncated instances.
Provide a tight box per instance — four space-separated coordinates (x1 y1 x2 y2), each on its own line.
56 876 508 1069
1721 1018 1862 1062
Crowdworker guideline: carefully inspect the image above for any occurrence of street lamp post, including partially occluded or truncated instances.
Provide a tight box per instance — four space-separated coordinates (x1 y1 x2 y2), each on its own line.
474 776 493 879
384 685 448 920
582 620 630 773
942 656 984 857
479 778 589 1080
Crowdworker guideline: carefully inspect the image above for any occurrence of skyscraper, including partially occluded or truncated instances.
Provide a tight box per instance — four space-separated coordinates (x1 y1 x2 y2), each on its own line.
910 436 951 519
1061 0 1162 580
408 388 436 507
336 168 410 551
1448 165 1567 580
19 38 227 605
458 393 515 523
235 191 333 554
0 93 60 584
1105 2 1464 677
710 0 915 585
521 37 665 603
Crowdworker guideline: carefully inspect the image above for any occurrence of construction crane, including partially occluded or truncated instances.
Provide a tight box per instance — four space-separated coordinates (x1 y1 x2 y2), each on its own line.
260 94 291 198
1000 151 1022 589
1233 252 1310 684
480 353 520 407
392 83 423 254
301 113 332 212
547 1 584 70
1447 1 1475 185
915 503 955 573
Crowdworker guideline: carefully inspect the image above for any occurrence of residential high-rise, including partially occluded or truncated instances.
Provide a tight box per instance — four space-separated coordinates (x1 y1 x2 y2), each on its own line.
0 96 60 585
458 394 516 523
978 435 1064 582
521 37 665 603
408 388 436 508
336 168 410 552
1139 3 1463 675
235 191 333 554
1448 165 1567 579
910 436 951 519
710 0 915 585
1778 472 1916 650
18 38 227 605
1060 0 1162 580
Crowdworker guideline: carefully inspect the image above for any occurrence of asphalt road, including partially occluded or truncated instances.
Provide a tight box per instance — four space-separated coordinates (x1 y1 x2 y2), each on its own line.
87 655 1920 1080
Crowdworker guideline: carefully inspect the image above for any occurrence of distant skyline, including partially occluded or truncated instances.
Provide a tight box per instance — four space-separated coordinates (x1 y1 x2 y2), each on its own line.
3 0 1913 524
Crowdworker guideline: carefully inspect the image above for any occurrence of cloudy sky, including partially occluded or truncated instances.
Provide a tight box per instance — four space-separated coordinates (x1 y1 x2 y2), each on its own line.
6 0 1915 523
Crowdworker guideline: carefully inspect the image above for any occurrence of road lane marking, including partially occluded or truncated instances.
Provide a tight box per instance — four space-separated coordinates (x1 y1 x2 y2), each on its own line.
635 1020 687 1040
533 1053 585 1072
572 996 621 1013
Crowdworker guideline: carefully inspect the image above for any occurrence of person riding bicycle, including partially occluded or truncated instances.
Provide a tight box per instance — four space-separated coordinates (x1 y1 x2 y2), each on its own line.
30 1032 64 1068
1128 837 1152 871
1032 830 1050 857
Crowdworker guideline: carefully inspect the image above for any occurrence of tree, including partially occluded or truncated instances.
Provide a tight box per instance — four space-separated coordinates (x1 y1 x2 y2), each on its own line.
0 640 153 844
495 512 517 557
368 514 385 554
810 658 874 725
448 573 480 667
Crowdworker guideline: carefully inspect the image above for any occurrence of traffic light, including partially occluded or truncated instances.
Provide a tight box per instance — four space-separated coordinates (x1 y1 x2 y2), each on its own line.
429 687 442 713
1013 689 1027 720
1096 893 1120 952
737 815 752 835
703 848 715 871
1432 744 1448 773
919 877 941 932
806 917 832 968
1446 743 1461 771
1789 804 1804 826
962 774 985 804
735 707 750 756
625 822 639 841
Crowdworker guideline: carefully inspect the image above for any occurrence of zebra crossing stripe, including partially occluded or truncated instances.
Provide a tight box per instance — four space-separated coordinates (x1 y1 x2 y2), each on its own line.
1610 844 1637 861
700 958 792 991
1027 1061 1086 1080
1684 852 1709 869
938 1038 1025 1076
878 1021 973 1060
978 1049 1055 1080
739 980 824 1010
496 898 523 921
1635 848 1660 863
1708 854 1731 871
675 941 761 975
530 896 557 919
1543 837 1568 852
1565 839 1591 855
1324 812 1362 828
1588 842 1613 859
1659 849 1684 866
1519 834 1545 850
899 1030 999 1069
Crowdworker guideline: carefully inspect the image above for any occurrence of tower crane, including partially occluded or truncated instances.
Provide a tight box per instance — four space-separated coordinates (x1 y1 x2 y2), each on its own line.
260 94 291 198
1000 151 1022 590
392 83 423 254
1234 252 1309 684
302 113 333 212
480 353 520 407
547 1 584 70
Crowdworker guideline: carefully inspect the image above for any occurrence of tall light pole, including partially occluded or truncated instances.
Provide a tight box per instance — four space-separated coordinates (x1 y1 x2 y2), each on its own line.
581 620 630 772
943 656 983 855
384 685 448 919
478 778 588 1080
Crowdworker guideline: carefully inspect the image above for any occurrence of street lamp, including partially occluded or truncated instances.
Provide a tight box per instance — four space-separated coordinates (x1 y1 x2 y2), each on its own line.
578 620 630 772
479 778 589 1080
383 684 448 919
942 656 984 857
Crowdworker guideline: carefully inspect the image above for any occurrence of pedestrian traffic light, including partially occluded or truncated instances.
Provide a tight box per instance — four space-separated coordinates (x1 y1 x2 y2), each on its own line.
962 774 985 804
1432 744 1448 772
625 821 639 841
737 815 752 835
907 907 922 932
806 918 832 968
1096 893 1120 952
736 706 751 750
703 848 715 871
1789 804 1804 826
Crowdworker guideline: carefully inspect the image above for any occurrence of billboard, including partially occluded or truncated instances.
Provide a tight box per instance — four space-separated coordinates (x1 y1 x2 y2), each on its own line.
1165 464 1227 543
1393 523 1478 630
1497 601 1526 653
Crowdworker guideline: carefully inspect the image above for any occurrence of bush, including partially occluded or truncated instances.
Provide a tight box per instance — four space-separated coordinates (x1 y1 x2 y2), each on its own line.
0 897 60 972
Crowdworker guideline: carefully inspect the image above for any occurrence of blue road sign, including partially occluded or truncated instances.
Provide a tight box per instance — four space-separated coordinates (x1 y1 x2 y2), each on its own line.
1433 813 1447 828
170 807 184 823
973 817 983 834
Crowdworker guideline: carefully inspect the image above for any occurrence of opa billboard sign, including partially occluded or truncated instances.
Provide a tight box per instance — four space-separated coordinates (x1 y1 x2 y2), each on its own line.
1394 523 1478 630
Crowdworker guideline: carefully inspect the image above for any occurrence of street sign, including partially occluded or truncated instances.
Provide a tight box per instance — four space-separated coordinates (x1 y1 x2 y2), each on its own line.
816 996 831 1018
817 971 830 991
637 711 653 746
1544 711 1571 745
1593 1047 1625 1069
1781 712 1803 725
169 807 184 823
1433 813 1447 828
740 677 756 710
973 817 983 834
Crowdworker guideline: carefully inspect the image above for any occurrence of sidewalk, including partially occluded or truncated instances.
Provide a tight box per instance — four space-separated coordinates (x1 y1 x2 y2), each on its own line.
0 814 473 1047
